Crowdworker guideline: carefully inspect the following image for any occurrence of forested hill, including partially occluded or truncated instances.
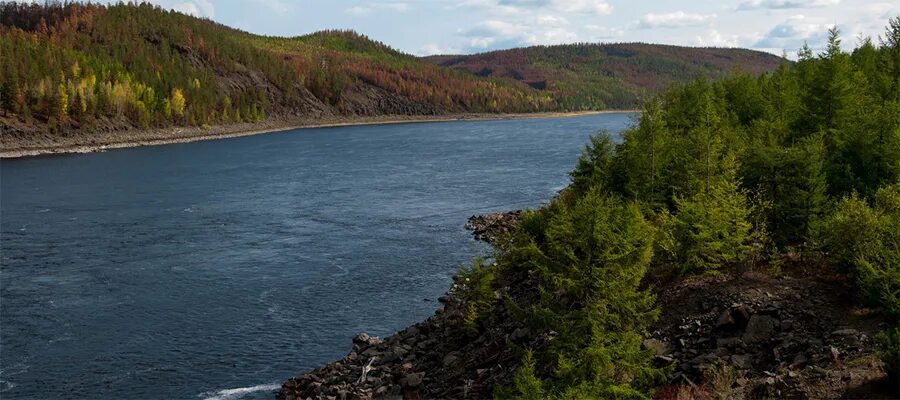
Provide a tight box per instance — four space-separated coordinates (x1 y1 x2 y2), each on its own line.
1 2 781 138
424 43 785 110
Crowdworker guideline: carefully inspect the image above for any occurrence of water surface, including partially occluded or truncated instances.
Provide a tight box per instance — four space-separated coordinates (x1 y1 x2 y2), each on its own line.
0 113 634 399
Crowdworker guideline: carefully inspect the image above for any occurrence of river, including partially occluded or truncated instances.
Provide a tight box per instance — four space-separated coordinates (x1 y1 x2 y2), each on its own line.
0 113 635 399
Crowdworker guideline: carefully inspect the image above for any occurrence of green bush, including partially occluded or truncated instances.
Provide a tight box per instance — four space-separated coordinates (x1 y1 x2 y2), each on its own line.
877 327 900 391
455 257 499 334
818 184 900 318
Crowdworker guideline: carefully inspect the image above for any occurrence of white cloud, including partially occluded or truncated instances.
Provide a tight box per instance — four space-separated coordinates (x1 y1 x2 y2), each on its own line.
169 0 214 17
345 2 410 16
754 15 832 51
460 15 585 50
538 15 568 26
553 0 612 15
526 27 578 45
345 6 370 15
172 2 200 16
585 24 624 39
637 12 717 29
458 0 611 16
694 29 760 47
418 43 463 56
737 0 840 11
470 37 497 48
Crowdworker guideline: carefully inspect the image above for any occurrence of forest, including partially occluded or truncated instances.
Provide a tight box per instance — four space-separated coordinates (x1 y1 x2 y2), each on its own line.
425 43 783 110
455 19 900 399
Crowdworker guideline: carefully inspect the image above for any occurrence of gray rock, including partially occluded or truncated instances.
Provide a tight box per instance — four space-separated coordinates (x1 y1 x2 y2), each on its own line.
790 354 808 369
780 319 794 331
716 309 736 328
643 338 671 356
442 353 458 367
353 333 382 348
732 354 752 369
742 315 777 344
831 328 858 336
401 372 424 388
716 337 741 348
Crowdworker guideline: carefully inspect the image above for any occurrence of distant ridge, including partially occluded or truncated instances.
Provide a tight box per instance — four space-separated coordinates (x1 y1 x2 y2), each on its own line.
424 43 785 110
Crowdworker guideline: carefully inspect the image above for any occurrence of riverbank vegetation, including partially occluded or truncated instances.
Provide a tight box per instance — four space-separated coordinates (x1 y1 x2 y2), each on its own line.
457 19 900 398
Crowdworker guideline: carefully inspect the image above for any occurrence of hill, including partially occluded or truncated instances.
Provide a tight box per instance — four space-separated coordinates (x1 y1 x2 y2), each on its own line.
1 1 782 150
424 43 785 110
0 1 550 140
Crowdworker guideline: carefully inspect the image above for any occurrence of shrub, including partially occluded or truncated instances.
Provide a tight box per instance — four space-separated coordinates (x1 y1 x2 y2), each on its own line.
818 184 900 318
455 257 499 334
877 328 900 391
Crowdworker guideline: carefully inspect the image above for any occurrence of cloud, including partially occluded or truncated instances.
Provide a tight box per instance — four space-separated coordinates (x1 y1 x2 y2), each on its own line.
585 24 624 39
459 0 612 16
753 15 832 51
694 29 761 48
463 20 521 37
460 16 581 51
345 2 410 16
538 15 568 25
149 0 213 17
345 6 370 15
737 0 839 11
554 0 612 15
418 43 463 56
636 12 717 29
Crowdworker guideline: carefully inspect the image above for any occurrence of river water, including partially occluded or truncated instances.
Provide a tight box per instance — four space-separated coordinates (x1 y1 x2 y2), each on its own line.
0 113 635 399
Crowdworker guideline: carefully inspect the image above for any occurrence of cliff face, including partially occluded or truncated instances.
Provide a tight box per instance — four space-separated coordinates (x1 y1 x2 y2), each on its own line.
278 213 893 400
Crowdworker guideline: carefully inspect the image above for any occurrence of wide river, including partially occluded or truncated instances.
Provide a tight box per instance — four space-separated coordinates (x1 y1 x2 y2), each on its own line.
0 113 634 399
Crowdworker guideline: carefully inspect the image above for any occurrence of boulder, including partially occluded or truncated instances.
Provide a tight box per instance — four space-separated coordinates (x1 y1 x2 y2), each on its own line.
742 315 776 344
401 372 424 389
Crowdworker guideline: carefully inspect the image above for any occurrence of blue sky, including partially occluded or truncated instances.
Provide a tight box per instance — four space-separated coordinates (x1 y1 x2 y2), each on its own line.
116 0 896 57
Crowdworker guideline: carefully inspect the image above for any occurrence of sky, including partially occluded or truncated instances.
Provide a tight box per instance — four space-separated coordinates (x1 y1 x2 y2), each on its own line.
105 0 897 57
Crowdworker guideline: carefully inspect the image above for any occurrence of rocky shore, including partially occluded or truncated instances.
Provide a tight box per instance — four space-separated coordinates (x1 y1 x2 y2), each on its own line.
277 212 893 400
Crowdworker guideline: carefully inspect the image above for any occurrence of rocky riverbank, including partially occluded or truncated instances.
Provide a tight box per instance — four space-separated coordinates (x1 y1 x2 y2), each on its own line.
277 212 894 400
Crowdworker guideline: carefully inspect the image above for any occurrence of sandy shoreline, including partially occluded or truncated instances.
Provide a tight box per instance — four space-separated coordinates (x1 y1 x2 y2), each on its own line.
0 111 635 159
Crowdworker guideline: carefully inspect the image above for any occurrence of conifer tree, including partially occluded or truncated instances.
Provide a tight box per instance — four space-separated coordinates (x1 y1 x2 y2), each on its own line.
510 189 664 398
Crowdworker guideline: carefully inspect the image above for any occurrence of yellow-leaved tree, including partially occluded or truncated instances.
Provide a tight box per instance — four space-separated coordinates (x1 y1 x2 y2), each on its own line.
170 88 186 119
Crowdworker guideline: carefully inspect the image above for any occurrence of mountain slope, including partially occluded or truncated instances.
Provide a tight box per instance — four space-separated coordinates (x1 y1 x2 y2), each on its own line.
0 2 550 137
1 2 783 140
425 43 785 110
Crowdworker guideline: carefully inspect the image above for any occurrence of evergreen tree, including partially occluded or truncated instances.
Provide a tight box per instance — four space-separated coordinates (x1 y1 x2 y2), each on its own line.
667 158 754 274
509 188 664 398
569 131 617 197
